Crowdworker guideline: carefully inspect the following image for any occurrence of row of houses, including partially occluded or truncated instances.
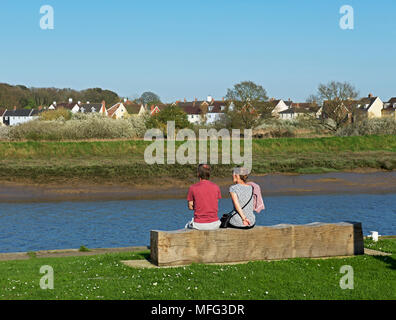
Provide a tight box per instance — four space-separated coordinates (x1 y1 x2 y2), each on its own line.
1 94 396 127
271 94 396 121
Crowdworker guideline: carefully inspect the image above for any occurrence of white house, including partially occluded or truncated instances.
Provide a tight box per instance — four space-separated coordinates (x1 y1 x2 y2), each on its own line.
49 99 81 113
270 99 291 117
107 102 128 119
279 103 321 120
355 95 383 118
0 109 7 126
176 96 227 125
3 108 39 126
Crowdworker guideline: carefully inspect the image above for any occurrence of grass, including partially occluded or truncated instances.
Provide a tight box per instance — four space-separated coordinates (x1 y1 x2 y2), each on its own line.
0 135 395 184
0 239 394 300
79 246 91 252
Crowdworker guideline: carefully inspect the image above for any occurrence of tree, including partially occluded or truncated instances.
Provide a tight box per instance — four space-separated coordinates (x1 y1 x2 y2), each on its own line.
225 81 268 104
224 81 269 129
315 81 359 104
145 105 190 133
139 91 161 106
312 81 359 130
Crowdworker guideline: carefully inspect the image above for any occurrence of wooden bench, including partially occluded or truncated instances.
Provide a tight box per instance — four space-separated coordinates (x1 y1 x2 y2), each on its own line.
150 222 364 266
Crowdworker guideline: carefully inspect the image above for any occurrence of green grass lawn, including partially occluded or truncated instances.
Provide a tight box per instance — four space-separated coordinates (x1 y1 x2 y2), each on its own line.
0 239 394 300
0 135 395 183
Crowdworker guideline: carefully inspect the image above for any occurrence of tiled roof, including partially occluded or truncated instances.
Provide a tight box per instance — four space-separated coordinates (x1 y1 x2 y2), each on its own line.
4 109 36 117
126 103 143 114
56 102 79 110
79 103 102 113
279 106 320 114
107 103 121 117
181 105 202 115
355 97 377 110
176 100 227 114
387 97 396 105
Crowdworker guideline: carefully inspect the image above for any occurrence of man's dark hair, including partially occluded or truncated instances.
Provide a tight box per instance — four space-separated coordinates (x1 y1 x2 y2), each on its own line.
197 164 211 180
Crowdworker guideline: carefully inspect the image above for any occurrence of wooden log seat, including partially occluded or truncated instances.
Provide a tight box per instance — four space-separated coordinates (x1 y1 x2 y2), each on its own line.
150 222 364 266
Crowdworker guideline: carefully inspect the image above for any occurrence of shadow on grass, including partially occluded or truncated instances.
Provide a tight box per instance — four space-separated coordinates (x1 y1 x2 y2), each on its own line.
372 255 396 270
134 251 151 261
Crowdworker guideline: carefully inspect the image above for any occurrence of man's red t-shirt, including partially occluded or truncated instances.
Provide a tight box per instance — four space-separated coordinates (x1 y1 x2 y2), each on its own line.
187 180 222 223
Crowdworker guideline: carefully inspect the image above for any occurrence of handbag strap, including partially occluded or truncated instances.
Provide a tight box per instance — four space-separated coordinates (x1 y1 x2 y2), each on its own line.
228 185 254 217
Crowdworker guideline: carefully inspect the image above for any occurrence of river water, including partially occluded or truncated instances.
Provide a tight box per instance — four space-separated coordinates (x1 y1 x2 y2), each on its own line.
0 193 395 253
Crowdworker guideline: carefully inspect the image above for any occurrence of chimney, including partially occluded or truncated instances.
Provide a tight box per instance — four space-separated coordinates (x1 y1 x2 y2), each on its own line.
184 98 187 103
368 93 373 98
270 97 274 101
194 97 197 102
222 97 224 101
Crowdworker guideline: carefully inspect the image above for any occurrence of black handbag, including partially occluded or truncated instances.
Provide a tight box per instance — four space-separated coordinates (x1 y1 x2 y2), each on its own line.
220 186 254 228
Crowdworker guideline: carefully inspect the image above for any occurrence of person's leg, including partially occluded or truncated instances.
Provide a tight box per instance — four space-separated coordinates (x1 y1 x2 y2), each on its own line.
192 220 221 231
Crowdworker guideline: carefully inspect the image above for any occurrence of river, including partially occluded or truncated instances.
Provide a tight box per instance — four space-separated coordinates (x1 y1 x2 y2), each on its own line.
0 193 395 253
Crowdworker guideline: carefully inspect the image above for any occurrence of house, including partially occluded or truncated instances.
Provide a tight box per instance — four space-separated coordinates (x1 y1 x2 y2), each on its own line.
175 96 227 124
49 99 107 115
279 103 321 120
178 103 202 124
353 94 383 119
79 101 107 115
206 99 227 124
123 99 147 117
382 97 396 119
3 108 39 126
149 105 163 116
321 100 352 123
107 102 129 119
55 99 81 113
268 99 291 117
0 109 7 126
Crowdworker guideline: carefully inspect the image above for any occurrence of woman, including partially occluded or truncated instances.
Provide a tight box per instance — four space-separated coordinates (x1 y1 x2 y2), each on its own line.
227 167 256 229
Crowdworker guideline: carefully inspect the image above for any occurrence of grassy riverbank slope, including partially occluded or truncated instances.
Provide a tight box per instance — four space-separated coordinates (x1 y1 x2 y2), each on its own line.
0 135 395 184
0 238 394 300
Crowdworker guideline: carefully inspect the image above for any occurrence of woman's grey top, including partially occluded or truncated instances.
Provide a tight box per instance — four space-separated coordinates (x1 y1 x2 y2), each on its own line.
229 184 255 227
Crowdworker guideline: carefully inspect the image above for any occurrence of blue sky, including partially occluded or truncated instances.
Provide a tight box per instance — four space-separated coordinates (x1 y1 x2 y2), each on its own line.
0 0 395 102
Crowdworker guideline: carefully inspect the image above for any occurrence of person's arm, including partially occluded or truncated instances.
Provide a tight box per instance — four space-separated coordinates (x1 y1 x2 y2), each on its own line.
230 191 251 226
187 187 194 211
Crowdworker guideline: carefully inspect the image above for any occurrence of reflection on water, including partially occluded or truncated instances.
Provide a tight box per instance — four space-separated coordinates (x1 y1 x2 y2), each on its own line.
0 193 395 253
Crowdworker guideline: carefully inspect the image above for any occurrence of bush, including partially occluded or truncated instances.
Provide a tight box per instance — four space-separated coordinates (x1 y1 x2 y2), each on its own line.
5 113 147 141
0 126 10 140
254 117 328 138
40 108 72 121
336 118 396 136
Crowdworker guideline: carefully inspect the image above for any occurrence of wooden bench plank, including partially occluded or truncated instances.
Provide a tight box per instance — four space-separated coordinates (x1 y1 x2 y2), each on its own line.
150 222 364 266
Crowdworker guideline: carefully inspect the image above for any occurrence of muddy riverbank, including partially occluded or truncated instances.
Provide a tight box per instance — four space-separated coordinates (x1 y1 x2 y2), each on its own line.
0 171 395 202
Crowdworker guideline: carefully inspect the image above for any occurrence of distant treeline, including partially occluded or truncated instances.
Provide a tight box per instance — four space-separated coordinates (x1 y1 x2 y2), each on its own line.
0 83 121 109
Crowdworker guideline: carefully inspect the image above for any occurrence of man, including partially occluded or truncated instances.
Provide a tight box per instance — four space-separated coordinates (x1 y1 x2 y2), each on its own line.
185 164 222 230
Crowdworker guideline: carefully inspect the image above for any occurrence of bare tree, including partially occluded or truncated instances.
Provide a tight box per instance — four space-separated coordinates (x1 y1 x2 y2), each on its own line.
317 81 359 104
311 81 359 130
